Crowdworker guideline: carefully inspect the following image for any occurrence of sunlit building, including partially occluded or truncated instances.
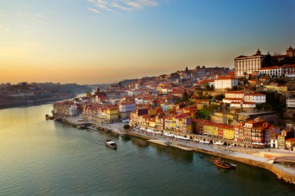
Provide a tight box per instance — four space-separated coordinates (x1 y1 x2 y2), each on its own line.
235 49 265 77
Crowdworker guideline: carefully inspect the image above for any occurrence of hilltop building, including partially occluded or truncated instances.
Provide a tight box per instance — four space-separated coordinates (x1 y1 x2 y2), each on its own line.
214 76 238 90
222 91 266 108
235 49 265 77
273 46 295 61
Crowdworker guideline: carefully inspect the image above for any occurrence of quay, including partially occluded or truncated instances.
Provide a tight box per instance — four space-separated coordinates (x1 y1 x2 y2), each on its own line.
57 116 295 185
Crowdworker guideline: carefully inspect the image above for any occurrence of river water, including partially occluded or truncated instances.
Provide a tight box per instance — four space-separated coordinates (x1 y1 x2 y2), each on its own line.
0 104 294 195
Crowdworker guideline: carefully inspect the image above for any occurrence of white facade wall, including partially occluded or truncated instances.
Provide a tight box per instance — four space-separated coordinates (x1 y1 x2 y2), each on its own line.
69 105 78 116
224 91 266 108
230 103 256 108
258 67 284 77
286 99 295 108
284 66 295 77
244 94 266 103
235 54 264 77
214 79 238 89
225 92 245 99
119 103 136 112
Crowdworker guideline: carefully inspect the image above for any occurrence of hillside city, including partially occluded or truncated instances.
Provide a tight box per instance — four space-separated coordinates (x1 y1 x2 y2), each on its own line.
53 46 295 151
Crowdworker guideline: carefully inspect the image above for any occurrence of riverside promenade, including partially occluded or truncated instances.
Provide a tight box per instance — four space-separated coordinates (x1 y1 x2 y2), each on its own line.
63 116 295 185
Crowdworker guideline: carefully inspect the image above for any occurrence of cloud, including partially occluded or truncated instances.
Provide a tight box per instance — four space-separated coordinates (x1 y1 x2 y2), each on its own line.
111 2 131 11
125 1 141 8
88 7 101 14
87 0 113 12
87 0 159 13
125 0 158 9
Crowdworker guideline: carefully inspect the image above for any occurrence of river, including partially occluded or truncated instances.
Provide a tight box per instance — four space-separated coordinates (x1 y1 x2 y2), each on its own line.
0 104 294 195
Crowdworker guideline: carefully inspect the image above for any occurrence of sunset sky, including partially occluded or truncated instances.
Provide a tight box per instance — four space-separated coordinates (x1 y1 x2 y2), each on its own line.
1 0 294 84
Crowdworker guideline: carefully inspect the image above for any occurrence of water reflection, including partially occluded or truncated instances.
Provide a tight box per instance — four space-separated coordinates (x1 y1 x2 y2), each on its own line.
121 135 131 142
130 137 149 148
150 143 193 163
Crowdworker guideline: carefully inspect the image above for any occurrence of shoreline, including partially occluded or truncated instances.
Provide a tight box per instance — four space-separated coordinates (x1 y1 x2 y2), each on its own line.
61 116 295 185
0 95 77 110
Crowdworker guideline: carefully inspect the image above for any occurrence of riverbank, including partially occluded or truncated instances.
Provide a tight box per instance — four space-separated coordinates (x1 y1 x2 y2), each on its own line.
61 116 295 185
0 95 77 110
127 129 295 184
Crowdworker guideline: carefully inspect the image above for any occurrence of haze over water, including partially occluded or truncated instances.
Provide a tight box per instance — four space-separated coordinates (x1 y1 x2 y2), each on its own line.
0 103 294 195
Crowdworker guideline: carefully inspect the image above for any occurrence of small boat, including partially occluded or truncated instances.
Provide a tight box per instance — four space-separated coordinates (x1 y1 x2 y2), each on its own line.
227 162 236 168
45 114 54 120
105 139 117 150
213 159 235 169
77 125 87 130
267 159 275 164
88 125 98 131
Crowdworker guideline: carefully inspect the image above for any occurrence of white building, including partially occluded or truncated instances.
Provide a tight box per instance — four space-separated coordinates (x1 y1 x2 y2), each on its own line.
69 105 78 116
223 91 266 108
258 66 284 77
282 64 295 77
119 102 136 113
235 49 265 77
244 93 266 103
119 102 136 119
127 89 145 96
230 102 256 108
214 77 238 90
286 99 295 108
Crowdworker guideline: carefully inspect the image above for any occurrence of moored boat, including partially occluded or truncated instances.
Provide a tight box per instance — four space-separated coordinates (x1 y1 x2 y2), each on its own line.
45 114 54 120
213 159 236 169
105 139 117 150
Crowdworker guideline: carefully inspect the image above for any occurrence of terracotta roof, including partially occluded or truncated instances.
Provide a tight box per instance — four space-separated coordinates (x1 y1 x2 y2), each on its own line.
282 64 295 68
225 91 245 94
244 93 265 96
120 102 135 105
231 102 256 105
223 98 243 101
286 138 295 142
215 76 236 80
259 66 282 70
198 79 215 84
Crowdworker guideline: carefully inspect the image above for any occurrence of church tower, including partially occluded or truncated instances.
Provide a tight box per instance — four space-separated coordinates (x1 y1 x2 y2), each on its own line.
286 46 295 58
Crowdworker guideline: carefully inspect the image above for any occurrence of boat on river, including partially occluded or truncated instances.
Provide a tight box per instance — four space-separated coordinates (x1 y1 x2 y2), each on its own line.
45 114 54 120
213 159 236 169
105 139 117 150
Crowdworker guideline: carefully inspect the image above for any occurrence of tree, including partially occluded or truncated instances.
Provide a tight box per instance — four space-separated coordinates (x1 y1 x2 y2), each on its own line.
123 124 130 130
197 91 204 98
262 53 272 67
210 84 215 91
183 90 189 102
197 109 210 120
215 94 225 101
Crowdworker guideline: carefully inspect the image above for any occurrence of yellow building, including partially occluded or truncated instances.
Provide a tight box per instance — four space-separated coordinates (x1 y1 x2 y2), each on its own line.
181 115 192 134
149 119 156 128
203 123 218 137
223 127 235 140
171 116 177 130
148 108 157 116
285 138 295 150
164 117 174 130
107 106 119 123
265 85 288 93
196 99 210 110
